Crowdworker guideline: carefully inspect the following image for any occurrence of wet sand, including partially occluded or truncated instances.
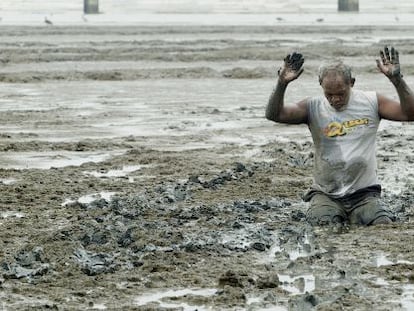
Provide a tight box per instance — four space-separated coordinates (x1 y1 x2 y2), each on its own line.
0 24 414 310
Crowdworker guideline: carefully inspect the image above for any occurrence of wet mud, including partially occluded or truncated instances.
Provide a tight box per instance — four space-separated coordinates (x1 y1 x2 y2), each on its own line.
0 24 414 310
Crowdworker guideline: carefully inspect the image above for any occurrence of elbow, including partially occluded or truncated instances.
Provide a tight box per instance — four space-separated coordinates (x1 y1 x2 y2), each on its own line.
403 108 414 121
408 109 414 121
265 111 282 123
265 107 280 122
265 112 277 122
265 111 272 121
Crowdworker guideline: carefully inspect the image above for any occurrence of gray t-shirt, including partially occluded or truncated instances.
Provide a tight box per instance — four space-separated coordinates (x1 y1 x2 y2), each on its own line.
307 89 380 197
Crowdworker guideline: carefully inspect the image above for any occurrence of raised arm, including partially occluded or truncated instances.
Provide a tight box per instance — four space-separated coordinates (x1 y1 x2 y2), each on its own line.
376 46 414 121
265 52 308 124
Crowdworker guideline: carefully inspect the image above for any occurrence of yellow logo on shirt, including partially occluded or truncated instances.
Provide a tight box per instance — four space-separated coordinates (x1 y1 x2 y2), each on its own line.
324 118 369 137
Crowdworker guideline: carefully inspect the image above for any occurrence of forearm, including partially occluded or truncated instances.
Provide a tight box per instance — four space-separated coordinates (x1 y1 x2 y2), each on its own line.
390 76 414 119
266 79 288 122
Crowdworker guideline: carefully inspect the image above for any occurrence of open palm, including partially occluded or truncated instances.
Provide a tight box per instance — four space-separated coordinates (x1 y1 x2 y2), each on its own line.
376 46 401 79
278 52 304 83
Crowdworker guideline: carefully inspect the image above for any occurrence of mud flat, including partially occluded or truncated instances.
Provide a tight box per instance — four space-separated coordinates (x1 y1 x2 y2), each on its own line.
0 24 414 310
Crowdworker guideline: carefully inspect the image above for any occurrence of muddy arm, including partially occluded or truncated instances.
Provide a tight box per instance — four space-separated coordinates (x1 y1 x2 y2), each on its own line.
266 81 308 124
390 76 414 120
265 52 307 124
376 46 414 121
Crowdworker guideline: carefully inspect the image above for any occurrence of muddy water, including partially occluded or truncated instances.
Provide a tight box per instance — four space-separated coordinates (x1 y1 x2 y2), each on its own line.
0 23 414 310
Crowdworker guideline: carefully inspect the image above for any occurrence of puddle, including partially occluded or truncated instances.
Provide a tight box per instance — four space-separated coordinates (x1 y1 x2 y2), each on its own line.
246 294 288 310
259 232 313 264
267 240 282 260
0 178 18 185
278 274 316 295
221 231 253 250
374 277 389 286
61 191 117 206
0 211 25 218
288 247 311 261
401 284 414 311
89 303 107 310
375 254 395 267
242 147 276 163
258 231 324 297
134 288 217 310
289 233 312 261
83 165 144 182
375 254 414 267
83 165 142 178
259 235 281 264
0 151 125 170
220 223 274 251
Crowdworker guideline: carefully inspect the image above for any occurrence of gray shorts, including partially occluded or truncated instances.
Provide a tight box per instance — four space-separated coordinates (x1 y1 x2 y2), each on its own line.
305 190 394 226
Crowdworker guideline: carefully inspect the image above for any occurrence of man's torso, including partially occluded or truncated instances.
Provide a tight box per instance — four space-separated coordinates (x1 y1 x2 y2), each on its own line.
306 89 380 197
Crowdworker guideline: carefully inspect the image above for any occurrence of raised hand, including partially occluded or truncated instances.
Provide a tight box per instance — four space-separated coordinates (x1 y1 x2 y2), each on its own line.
278 52 304 84
376 46 402 80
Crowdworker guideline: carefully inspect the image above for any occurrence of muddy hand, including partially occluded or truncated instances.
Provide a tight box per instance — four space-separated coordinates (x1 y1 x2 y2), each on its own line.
376 46 402 79
278 52 304 84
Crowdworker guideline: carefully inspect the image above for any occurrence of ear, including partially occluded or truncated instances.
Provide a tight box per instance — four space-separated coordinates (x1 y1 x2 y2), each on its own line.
350 78 355 87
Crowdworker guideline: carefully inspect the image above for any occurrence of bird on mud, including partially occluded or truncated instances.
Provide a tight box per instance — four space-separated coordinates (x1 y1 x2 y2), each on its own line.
44 16 53 25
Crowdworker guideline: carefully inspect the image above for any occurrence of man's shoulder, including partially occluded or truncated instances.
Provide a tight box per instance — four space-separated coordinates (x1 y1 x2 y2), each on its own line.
307 95 325 104
352 89 376 96
352 89 377 103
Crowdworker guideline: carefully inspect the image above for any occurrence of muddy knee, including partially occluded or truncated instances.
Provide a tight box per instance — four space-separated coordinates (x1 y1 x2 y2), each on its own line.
370 215 393 225
306 213 345 226
306 194 346 226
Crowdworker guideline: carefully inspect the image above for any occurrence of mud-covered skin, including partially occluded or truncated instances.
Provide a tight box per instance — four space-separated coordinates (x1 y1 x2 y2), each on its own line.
0 25 414 310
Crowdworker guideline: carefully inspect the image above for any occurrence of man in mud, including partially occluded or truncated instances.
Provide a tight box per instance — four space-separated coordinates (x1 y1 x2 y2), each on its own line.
265 46 414 226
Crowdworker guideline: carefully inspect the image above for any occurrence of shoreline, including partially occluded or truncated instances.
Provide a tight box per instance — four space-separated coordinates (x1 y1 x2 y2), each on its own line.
0 12 414 26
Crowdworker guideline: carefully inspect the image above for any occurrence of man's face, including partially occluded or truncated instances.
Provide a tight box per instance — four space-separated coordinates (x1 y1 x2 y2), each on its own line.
321 72 353 111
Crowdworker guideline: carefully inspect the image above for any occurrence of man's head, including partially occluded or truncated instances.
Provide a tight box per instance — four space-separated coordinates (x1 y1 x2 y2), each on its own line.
318 62 355 111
